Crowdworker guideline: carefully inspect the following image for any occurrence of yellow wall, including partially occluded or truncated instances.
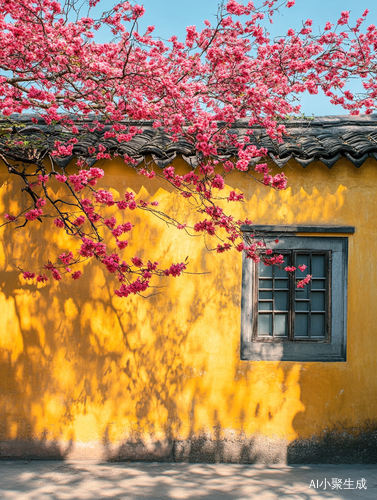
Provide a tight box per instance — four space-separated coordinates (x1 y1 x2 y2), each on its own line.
0 156 375 461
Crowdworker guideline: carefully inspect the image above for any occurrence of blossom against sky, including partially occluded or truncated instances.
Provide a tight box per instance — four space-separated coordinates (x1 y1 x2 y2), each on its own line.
96 0 377 117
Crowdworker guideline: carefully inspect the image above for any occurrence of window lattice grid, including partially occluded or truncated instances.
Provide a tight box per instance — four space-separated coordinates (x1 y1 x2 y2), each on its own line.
294 252 329 339
254 251 330 341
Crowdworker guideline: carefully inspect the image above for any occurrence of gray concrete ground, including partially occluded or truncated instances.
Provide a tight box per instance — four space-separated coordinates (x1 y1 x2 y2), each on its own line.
0 461 376 499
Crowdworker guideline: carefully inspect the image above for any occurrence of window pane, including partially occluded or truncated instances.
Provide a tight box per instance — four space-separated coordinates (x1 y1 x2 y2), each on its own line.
275 279 289 289
295 301 309 311
275 314 288 336
258 314 272 335
275 265 288 278
312 254 325 277
259 301 273 311
295 285 309 299
296 254 309 276
295 314 309 336
259 279 273 289
257 250 329 342
311 314 325 336
312 291 325 311
259 263 273 277
275 291 289 311
312 279 326 290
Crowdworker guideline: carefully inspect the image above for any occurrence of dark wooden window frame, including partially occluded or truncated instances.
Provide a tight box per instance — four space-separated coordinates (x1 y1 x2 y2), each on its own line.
240 227 353 362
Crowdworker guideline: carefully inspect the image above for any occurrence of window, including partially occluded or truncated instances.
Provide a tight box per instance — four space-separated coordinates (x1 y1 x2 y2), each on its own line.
240 226 354 362
255 251 330 341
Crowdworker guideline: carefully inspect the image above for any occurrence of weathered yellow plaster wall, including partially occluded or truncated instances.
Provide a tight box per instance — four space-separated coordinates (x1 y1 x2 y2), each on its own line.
0 156 375 462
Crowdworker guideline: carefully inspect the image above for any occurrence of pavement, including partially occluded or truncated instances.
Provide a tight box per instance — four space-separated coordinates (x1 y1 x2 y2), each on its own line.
0 461 376 499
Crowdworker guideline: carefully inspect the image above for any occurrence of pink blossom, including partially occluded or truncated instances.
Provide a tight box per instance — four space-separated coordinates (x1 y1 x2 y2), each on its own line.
271 173 288 190
255 163 269 174
228 191 244 202
297 274 312 288
2 0 377 300
131 256 143 267
124 192 135 202
284 266 297 272
72 216 85 226
163 166 175 181
36 198 46 208
194 220 216 235
226 0 246 16
147 261 159 271
224 161 234 172
23 271 35 280
121 222 132 232
164 262 186 277
88 168 105 179
25 209 43 221
102 254 120 273
338 11 350 26
54 218 65 228
59 252 73 265
52 269 62 281
138 168 156 179
116 240 128 249
79 238 96 257
104 217 117 229
115 278 149 298
236 160 249 171
37 274 48 283
56 174 67 183
264 254 285 266
216 244 231 253
212 174 225 190
117 201 128 210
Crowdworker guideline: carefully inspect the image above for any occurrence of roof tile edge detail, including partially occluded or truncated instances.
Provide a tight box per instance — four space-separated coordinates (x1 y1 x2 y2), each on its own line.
1 114 377 169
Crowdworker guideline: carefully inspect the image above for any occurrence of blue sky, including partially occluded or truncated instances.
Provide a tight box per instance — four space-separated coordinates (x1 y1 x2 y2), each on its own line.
96 0 377 116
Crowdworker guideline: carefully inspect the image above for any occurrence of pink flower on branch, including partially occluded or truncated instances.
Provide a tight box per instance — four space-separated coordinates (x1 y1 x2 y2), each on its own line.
1 0 377 297
25 209 43 221
164 263 186 277
297 275 312 288
72 216 86 226
22 272 35 280
54 218 65 228
37 274 48 283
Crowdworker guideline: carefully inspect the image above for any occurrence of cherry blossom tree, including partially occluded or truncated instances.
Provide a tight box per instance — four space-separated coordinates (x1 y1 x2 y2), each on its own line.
0 0 376 296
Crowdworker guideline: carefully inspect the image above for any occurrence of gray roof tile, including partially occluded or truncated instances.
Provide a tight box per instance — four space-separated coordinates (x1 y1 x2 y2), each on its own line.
2 114 377 169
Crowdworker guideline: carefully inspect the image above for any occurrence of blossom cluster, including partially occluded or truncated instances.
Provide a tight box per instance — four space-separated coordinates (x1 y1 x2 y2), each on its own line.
2 0 374 297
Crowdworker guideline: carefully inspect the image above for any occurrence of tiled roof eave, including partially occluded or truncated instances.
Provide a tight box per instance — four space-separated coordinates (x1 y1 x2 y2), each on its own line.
1 114 377 170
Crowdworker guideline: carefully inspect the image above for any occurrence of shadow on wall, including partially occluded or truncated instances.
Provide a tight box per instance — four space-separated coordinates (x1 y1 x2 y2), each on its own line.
1 158 377 464
0 170 304 463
